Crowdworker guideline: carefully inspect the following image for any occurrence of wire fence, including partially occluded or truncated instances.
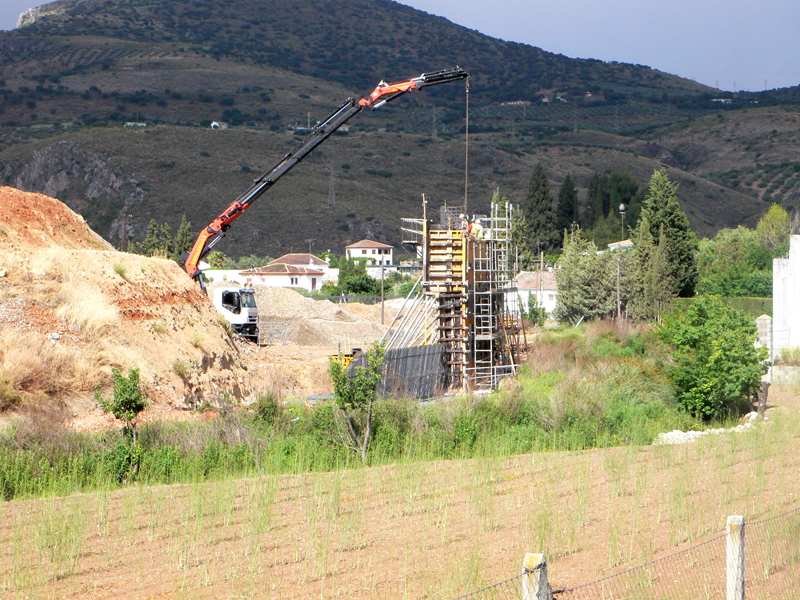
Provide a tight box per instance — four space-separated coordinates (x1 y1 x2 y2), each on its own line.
452 574 524 600
454 506 800 600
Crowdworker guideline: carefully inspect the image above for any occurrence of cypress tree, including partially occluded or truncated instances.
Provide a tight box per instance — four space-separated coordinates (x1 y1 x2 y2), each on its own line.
522 164 559 253
173 214 194 263
139 219 161 256
634 169 698 297
556 175 579 233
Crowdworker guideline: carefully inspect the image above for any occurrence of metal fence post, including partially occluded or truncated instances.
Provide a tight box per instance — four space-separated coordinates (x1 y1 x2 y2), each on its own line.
522 553 553 600
726 515 745 600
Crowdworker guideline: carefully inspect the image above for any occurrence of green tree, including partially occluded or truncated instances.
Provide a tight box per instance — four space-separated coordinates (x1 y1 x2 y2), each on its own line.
526 295 547 326
553 226 615 324
556 175 579 233
95 367 147 444
206 251 227 268
634 169 698 297
697 226 772 296
521 164 559 253
328 342 386 460
658 296 767 419
756 203 791 251
139 219 161 256
173 214 194 263
583 171 607 227
159 223 173 257
335 257 380 295
628 219 675 321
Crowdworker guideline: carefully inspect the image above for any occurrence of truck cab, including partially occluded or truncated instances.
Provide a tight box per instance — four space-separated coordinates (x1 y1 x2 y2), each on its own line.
212 287 259 339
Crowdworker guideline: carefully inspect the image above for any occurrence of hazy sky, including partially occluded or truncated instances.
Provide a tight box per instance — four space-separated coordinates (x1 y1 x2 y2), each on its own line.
1 0 798 91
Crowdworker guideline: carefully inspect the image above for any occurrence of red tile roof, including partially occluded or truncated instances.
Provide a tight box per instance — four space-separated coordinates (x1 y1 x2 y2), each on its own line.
515 270 558 290
268 253 328 266
241 264 324 276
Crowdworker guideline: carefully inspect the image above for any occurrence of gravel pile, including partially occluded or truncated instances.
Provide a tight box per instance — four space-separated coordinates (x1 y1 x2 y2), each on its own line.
206 282 390 346
654 412 760 445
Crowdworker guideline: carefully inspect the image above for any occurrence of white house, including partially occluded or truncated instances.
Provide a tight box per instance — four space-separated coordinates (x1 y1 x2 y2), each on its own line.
346 239 394 266
773 235 800 360
239 263 324 292
514 270 558 315
268 252 339 284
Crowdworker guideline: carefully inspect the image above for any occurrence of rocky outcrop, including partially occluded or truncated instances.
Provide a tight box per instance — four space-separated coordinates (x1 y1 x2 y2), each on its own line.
15 1 71 29
0 141 145 243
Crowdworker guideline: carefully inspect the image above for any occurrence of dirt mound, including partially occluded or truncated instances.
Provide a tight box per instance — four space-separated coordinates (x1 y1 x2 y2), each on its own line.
0 187 254 428
207 283 397 347
0 186 112 251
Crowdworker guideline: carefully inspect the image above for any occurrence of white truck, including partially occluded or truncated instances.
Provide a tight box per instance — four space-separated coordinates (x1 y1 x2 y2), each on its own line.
212 287 258 340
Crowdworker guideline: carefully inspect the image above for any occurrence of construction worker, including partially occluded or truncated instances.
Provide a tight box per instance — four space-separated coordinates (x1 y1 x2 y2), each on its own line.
468 218 484 239
459 213 469 230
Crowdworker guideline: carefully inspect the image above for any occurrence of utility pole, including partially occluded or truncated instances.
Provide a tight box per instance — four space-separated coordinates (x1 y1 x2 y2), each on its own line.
617 203 625 320
380 265 385 325
305 238 315 254
328 164 336 207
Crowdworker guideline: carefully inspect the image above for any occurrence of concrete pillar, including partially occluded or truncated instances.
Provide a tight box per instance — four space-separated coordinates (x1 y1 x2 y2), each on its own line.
726 515 745 600
522 553 553 600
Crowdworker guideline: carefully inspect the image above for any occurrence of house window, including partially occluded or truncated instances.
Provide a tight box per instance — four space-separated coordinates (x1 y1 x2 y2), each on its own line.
290 277 298 286
362 249 367 255
372 249 376 254
548 294 555 301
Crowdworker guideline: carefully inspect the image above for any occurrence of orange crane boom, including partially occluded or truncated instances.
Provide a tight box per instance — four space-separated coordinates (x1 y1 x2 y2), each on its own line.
183 67 469 283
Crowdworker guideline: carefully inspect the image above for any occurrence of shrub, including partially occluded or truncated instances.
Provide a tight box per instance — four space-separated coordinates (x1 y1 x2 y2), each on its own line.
113 263 126 278
255 392 280 426
190 330 203 348
95 367 147 443
778 346 800 366
172 359 189 379
658 296 767 418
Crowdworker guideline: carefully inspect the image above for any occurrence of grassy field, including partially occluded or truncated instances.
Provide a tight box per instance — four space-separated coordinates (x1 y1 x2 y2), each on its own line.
1 387 798 599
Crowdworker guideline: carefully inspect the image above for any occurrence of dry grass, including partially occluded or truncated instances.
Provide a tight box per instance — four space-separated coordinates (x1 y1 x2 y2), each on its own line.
0 331 111 402
55 276 120 341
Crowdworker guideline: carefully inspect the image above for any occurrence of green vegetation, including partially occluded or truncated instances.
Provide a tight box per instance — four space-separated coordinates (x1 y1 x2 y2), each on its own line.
554 226 615 324
518 163 559 258
659 296 767 418
697 204 789 297
95 368 147 445
329 342 386 460
0 322 723 501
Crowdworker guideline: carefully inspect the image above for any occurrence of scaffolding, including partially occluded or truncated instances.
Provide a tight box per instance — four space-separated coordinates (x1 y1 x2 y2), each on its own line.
386 198 525 391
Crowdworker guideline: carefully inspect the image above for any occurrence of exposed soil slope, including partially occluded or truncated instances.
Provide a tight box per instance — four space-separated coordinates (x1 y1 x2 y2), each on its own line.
0 186 252 424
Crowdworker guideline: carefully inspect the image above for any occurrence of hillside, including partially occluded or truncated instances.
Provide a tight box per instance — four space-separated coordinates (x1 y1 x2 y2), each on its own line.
0 0 796 256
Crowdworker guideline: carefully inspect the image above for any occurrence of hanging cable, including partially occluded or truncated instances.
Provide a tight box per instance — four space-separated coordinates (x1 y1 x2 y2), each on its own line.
464 76 470 212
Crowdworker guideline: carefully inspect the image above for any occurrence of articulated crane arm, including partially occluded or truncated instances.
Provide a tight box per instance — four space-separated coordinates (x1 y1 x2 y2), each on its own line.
184 67 469 282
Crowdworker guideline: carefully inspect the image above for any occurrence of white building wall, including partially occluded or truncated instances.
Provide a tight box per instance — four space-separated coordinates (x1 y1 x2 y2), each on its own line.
346 247 394 265
203 270 247 285
516 288 558 315
772 236 800 357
